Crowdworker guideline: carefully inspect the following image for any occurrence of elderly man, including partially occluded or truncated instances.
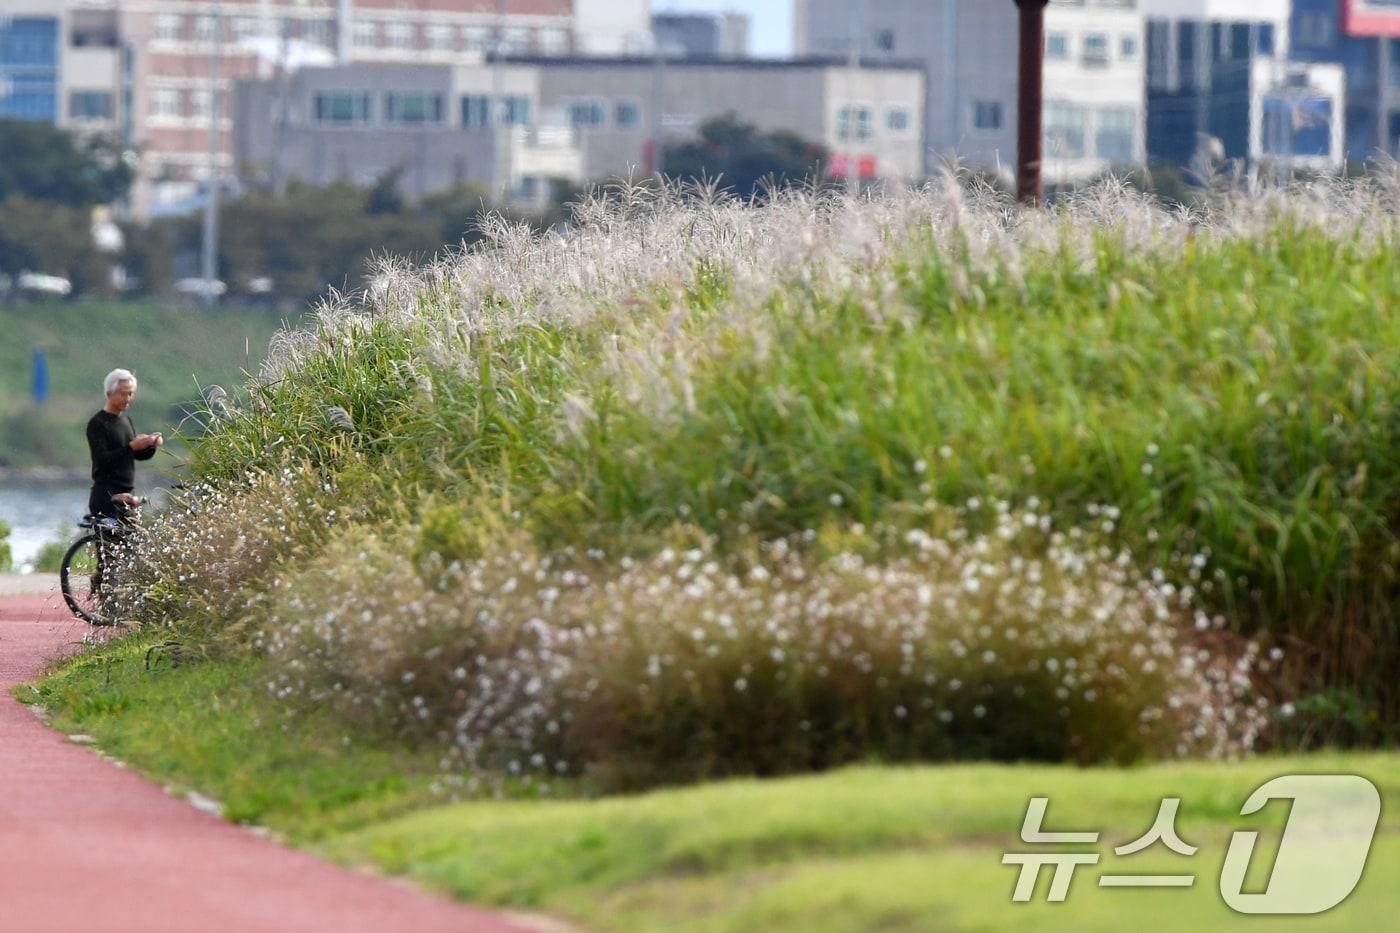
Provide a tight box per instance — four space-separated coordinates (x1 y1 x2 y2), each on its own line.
86 368 163 518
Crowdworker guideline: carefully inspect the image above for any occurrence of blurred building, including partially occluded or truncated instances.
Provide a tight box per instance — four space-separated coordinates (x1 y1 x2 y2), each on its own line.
233 62 584 208
233 56 926 197
1291 0 1400 160
652 11 751 58
795 0 1147 184
0 1 656 218
0 3 127 132
1144 0 1345 171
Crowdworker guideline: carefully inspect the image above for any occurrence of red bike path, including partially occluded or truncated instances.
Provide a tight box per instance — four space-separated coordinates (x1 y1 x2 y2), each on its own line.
0 592 538 933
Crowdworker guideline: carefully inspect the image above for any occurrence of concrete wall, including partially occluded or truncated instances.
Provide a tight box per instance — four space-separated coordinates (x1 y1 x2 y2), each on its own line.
797 0 1145 181
526 57 925 182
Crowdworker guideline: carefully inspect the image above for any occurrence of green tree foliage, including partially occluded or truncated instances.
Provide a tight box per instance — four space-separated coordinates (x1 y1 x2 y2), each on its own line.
0 196 107 289
0 119 132 207
663 114 828 198
215 182 443 301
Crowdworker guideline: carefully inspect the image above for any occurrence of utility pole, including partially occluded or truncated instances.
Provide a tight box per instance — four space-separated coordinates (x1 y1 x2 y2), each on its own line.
1013 0 1047 205
846 0 863 195
646 36 665 177
200 1 224 306
272 4 294 197
492 0 507 197
337 0 352 64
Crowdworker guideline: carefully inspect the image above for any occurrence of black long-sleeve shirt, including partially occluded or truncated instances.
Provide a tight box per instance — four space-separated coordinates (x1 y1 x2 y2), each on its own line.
86 409 155 491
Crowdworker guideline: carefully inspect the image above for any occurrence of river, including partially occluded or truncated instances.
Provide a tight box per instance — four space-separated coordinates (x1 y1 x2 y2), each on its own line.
0 479 163 572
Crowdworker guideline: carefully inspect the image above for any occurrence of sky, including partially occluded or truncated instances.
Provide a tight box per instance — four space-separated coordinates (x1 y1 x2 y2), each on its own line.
653 0 795 57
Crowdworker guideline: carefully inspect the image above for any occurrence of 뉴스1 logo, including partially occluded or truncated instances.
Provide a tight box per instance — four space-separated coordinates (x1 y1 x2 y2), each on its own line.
1002 774 1381 914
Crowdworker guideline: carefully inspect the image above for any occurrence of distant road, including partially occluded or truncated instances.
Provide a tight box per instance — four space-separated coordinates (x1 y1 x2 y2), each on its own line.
0 590 537 933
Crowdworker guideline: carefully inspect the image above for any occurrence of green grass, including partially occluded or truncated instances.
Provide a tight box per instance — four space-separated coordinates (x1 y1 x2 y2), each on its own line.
0 300 295 470
174 220 1400 722
21 634 443 838
20 632 1400 931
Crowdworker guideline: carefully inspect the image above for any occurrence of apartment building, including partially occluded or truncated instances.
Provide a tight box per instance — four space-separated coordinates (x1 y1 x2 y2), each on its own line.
653 11 751 58
234 56 926 197
0 3 127 134
0 1 654 218
517 55 926 183
794 0 1147 183
1144 0 1344 170
1291 0 1400 160
233 62 584 206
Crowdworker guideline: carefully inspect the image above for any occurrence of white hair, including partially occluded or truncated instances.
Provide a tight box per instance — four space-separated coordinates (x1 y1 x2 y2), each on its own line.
104 368 137 396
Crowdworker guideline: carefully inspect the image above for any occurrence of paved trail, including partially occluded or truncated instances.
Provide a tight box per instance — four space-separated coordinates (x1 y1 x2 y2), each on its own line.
0 589 533 933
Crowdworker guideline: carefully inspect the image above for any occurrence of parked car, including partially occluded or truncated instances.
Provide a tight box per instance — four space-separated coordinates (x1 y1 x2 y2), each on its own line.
16 272 74 298
175 277 227 300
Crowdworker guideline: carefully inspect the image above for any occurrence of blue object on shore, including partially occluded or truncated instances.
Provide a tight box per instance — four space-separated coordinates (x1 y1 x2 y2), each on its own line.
32 347 48 405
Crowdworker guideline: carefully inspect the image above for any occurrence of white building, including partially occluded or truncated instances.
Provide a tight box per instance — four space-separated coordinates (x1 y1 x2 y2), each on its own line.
572 0 651 55
1143 0 1345 170
795 0 1148 183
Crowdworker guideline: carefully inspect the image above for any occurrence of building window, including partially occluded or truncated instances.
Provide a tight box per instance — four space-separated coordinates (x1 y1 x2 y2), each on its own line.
972 100 1003 132
69 90 114 120
501 27 531 53
1047 32 1069 60
385 23 414 50
316 91 371 124
154 14 182 42
1257 23 1275 56
427 24 454 52
194 16 218 43
1146 20 1170 90
189 88 213 120
615 100 640 129
1345 42 1378 92
567 99 607 128
501 96 531 126
463 26 489 52
1120 35 1138 60
462 95 491 128
385 92 443 124
304 20 334 48
837 105 873 140
1177 21 1199 90
1044 101 1087 159
539 28 568 54
1095 107 1136 162
886 106 911 133
354 21 378 48
0 17 58 122
150 87 180 119
232 16 260 42
1083 34 1109 67
70 11 120 49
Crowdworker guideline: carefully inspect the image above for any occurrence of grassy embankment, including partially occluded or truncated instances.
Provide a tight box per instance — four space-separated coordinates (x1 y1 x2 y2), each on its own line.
0 301 291 471
23 635 1400 932
22 180 1400 930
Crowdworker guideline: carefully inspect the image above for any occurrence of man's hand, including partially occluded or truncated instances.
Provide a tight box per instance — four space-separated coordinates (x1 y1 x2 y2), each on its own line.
130 433 160 451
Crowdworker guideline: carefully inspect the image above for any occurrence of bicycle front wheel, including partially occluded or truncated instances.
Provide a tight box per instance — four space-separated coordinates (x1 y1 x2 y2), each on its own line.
60 535 114 626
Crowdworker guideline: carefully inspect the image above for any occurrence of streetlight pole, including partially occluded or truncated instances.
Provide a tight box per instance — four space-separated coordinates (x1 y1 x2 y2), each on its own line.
1013 0 1047 205
200 1 224 306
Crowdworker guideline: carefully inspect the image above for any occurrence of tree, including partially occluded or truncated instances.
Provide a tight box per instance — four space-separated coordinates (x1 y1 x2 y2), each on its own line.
663 114 828 199
0 119 132 207
0 196 105 289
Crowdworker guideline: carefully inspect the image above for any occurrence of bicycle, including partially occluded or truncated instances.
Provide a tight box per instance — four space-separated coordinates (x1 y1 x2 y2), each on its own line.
60 494 148 627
